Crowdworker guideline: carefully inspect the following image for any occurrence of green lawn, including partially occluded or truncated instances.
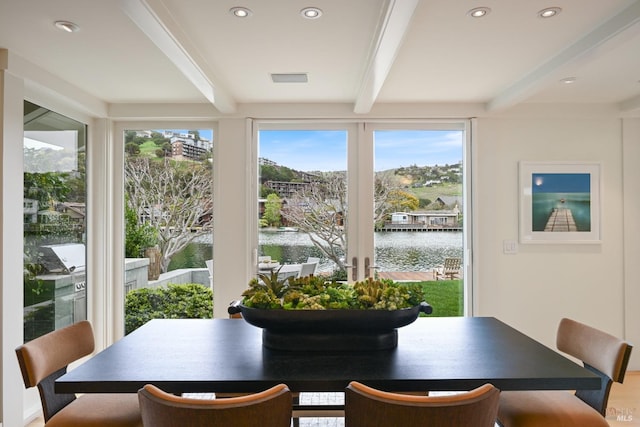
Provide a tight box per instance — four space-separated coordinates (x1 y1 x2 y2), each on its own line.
139 140 160 157
401 280 464 317
408 182 461 203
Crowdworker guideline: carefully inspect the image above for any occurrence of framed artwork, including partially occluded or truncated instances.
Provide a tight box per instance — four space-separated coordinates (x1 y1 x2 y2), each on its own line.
519 161 601 244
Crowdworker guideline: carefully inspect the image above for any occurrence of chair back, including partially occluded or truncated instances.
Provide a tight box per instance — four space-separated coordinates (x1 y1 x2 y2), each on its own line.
443 257 461 271
299 262 317 277
556 317 633 415
15 320 95 421
345 381 499 427
277 264 301 281
138 383 292 427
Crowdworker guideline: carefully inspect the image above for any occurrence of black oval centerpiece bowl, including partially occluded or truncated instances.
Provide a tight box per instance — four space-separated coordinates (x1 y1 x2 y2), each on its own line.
228 301 432 351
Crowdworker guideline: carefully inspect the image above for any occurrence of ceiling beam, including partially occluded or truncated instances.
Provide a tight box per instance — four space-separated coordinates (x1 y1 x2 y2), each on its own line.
353 0 419 114
121 0 237 113
488 0 640 112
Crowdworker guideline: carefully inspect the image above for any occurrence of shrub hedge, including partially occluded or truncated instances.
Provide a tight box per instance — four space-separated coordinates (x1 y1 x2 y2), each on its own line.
125 283 213 334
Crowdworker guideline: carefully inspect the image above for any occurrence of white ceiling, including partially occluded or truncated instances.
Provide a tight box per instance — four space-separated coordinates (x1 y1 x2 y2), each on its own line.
1 0 640 115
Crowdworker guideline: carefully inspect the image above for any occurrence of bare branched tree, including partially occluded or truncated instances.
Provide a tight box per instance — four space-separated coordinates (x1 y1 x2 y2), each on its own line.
125 157 213 272
282 173 347 268
282 172 401 270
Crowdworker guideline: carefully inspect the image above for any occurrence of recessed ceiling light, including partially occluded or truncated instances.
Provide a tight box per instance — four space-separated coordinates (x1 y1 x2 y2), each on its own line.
538 7 562 18
301 7 323 19
229 7 252 18
467 7 491 18
560 77 576 84
54 21 79 33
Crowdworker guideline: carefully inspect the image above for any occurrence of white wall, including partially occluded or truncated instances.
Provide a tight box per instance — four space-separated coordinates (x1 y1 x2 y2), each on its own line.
473 115 635 368
1 58 27 427
623 118 640 370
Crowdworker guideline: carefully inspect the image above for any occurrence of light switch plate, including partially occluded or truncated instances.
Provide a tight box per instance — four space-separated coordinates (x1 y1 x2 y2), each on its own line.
503 240 518 254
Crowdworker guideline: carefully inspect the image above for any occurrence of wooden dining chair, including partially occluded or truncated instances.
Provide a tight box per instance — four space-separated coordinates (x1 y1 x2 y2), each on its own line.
497 317 633 427
345 381 500 427
138 383 292 427
15 320 142 426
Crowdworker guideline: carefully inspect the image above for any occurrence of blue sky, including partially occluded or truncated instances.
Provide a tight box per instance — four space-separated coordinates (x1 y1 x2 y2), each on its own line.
532 173 591 193
167 128 463 172
258 129 463 172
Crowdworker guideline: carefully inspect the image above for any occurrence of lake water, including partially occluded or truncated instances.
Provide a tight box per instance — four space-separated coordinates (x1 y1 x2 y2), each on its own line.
532 192 591 231
170 231 463 274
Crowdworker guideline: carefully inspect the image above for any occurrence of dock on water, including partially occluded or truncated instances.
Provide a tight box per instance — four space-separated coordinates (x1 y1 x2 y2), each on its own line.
544 207 577 232
378 271 436 281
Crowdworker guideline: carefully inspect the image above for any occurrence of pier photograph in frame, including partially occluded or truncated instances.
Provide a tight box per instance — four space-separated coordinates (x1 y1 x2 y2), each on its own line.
519 161 601 244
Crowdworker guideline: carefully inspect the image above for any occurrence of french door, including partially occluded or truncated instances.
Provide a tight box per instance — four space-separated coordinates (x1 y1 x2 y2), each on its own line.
256 121 468 313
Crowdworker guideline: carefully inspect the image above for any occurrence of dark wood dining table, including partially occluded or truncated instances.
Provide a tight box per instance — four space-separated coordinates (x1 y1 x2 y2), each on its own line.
55 316 600 396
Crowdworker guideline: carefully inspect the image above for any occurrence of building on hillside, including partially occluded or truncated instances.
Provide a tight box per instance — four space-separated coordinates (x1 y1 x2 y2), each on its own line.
170 135 212 160
264 180 312 198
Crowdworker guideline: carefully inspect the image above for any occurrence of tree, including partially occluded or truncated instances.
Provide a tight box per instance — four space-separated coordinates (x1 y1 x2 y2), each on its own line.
125 142 141 155
124 198 158 257
188 130 201 141
125 157 213 272
24 171 71 209
281 173 401 270
387 189 419 212
263 193 282 227
282 173 347 269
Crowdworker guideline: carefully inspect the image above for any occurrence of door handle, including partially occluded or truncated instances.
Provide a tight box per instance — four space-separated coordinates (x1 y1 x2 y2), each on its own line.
344 257 358 281
365 257 378 278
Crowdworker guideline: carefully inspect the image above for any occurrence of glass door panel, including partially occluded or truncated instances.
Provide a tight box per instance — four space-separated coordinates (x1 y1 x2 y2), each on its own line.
258 129 348 281
372 129 464 316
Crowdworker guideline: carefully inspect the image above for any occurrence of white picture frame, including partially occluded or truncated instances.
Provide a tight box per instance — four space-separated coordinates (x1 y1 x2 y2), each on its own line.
519 161 601 244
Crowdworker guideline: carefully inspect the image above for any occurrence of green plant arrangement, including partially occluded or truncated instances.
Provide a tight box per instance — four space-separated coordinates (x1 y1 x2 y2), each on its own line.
241 272 425 311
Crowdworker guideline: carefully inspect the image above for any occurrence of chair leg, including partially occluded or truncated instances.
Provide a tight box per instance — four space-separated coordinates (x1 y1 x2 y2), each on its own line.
292 394 300 427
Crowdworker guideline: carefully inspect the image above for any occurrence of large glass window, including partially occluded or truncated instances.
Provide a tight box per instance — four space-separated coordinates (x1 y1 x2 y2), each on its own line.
23 101 87 341
123 128 214 333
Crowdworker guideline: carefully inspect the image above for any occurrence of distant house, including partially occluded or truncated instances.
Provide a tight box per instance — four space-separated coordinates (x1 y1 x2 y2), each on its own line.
24 198 38 223
56 202 86 223
390 210 459 227
264 180 312 198
391 213 410 224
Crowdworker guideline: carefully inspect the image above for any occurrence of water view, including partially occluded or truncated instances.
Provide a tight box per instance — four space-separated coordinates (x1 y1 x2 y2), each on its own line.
532 193 591 231
170 231 463 274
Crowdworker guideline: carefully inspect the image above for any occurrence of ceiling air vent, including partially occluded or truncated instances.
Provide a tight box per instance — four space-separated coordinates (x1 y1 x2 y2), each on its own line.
271 73 308 83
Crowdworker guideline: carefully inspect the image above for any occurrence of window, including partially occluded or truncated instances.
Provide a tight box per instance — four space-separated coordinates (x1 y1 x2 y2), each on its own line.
23 101 87 341
256 122 468 315
122 127 214 333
